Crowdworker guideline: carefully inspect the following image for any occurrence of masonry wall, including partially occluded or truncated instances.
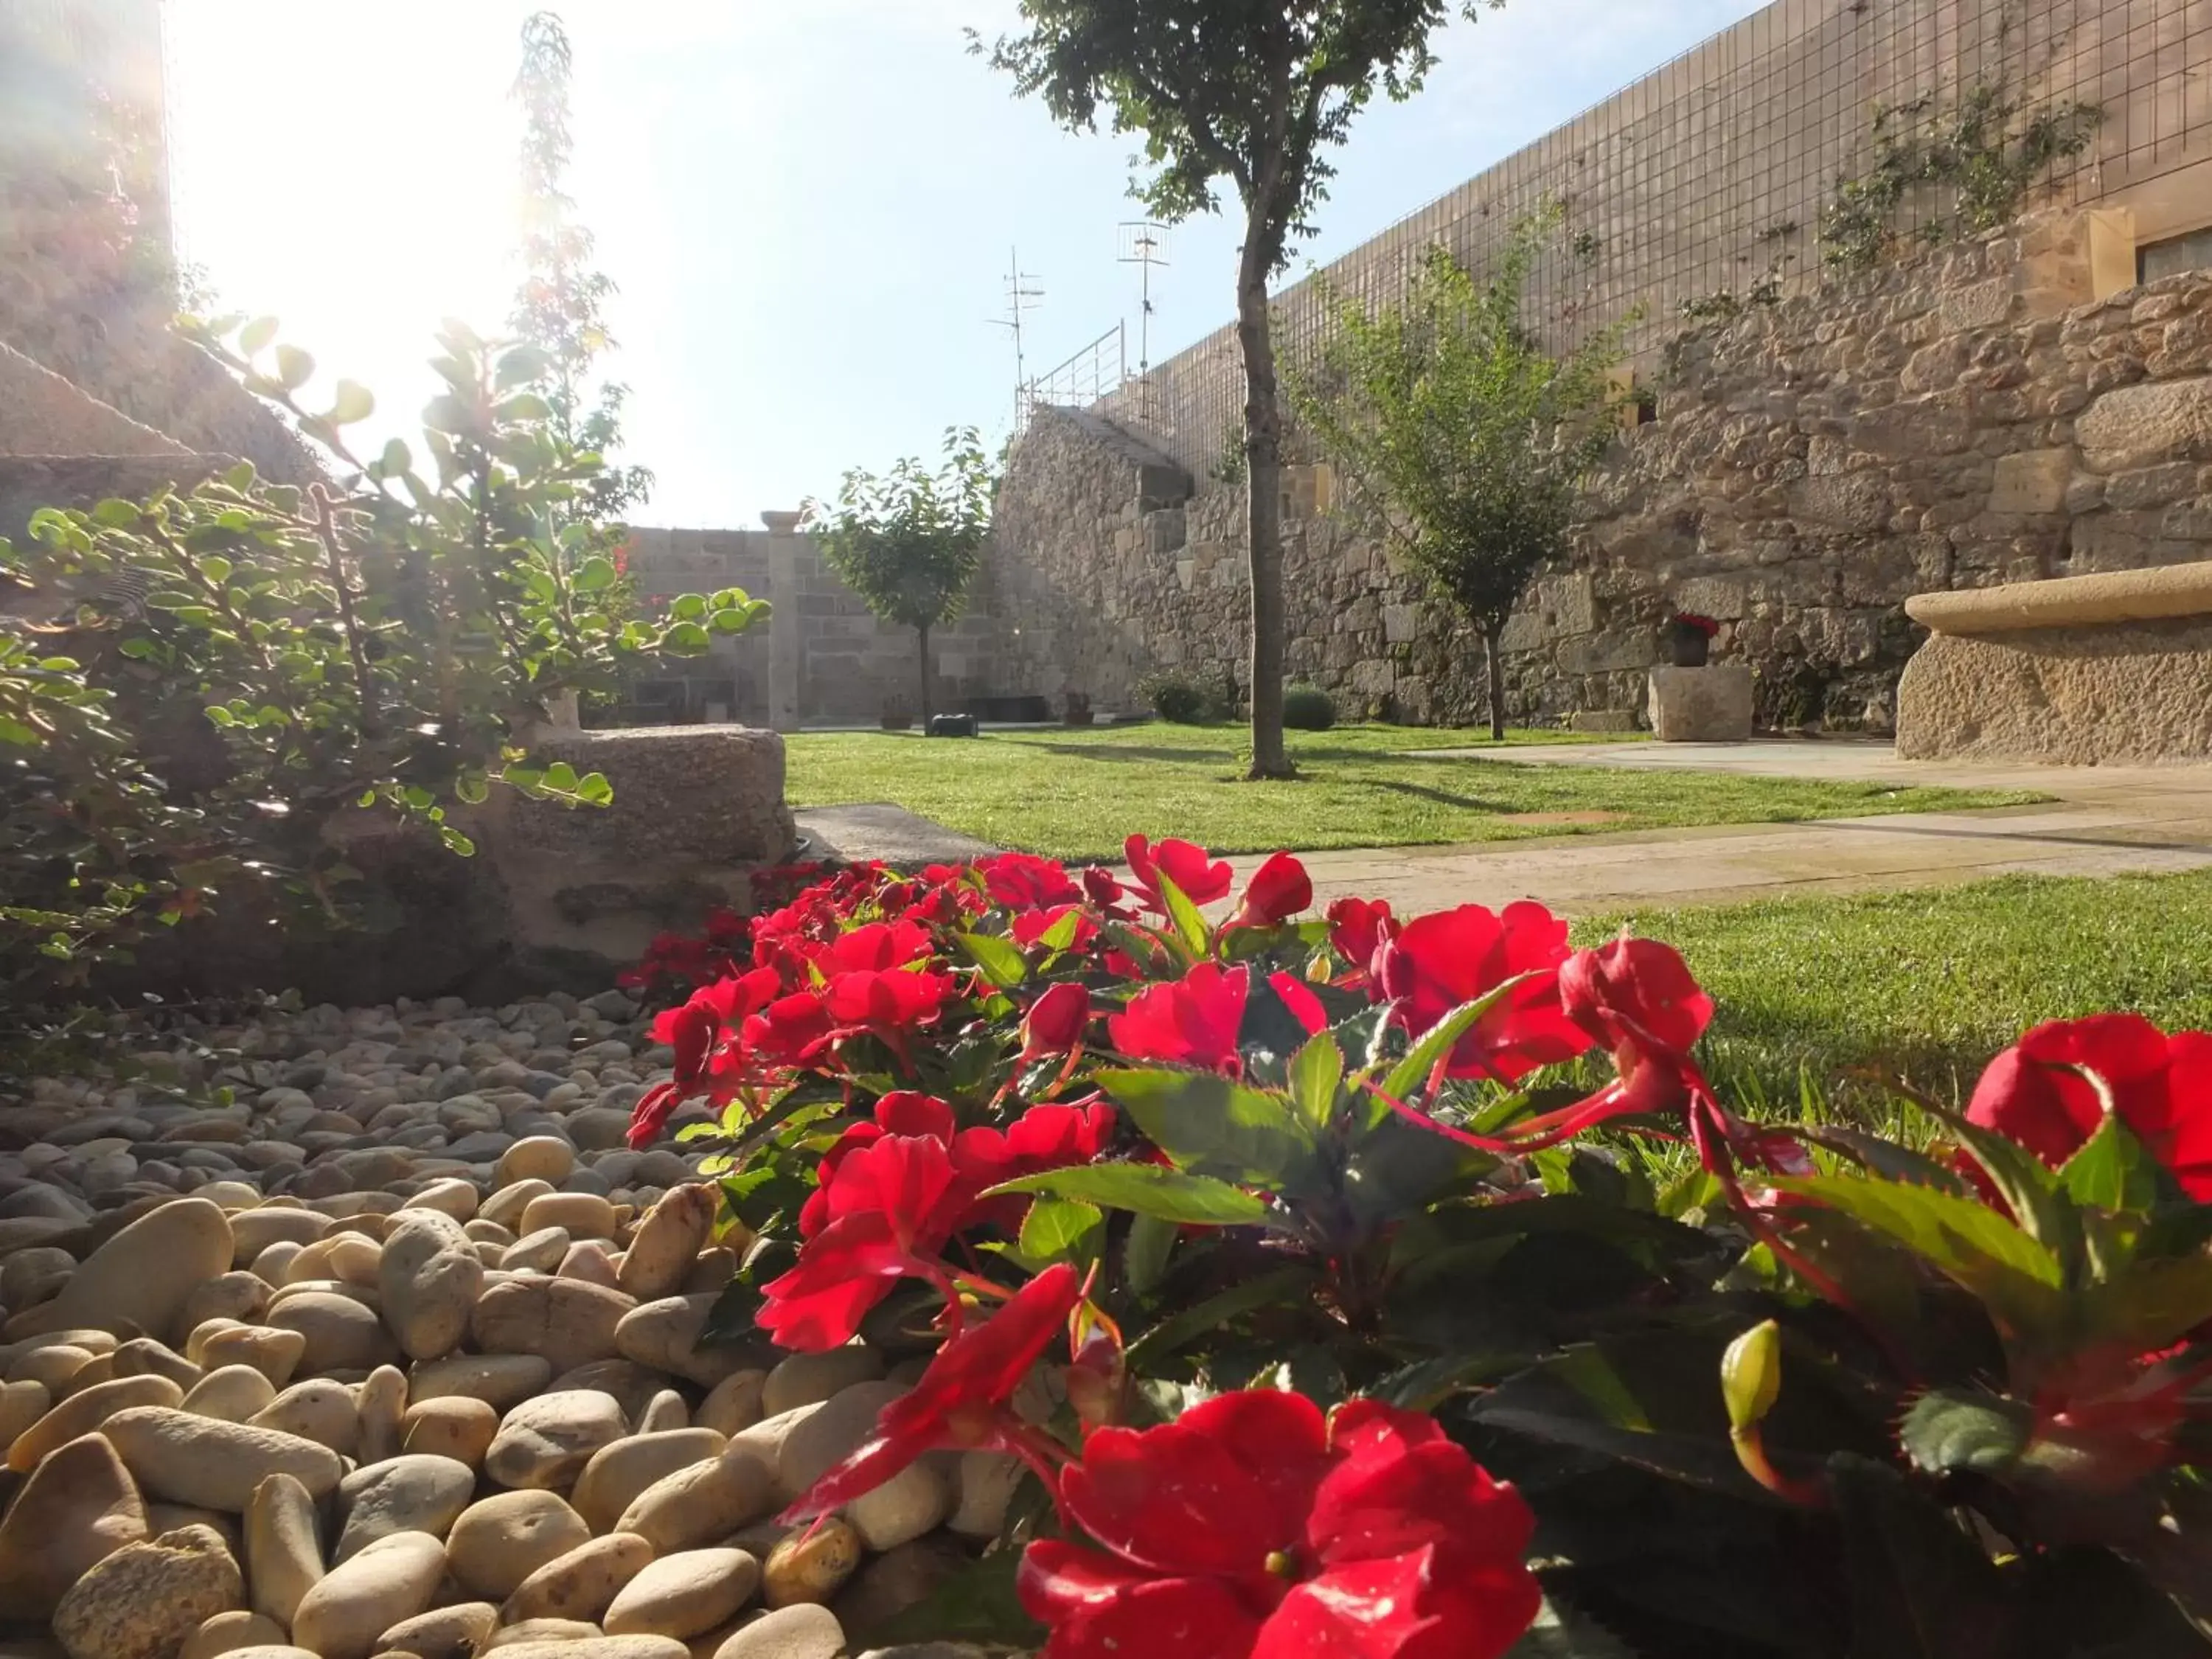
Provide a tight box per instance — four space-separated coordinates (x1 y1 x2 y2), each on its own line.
991 211 2212 731
1099 0 2212 478
622 523 999 726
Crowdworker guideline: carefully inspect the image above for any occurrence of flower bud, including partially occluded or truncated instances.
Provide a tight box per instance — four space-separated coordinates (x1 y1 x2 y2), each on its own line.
1021 982 1093 1057
1721 1319 1782 1435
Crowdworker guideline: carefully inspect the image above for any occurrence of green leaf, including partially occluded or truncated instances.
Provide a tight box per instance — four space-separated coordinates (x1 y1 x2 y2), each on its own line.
326 380 375 425
198 554 234 585
1933 1107 2083 1276
1018 1197 1102 1264
863 1545 1043 1649
234 316 280 356
955 931 1028 989
542 762 580 793
1771 1174 2065 1337
664 621 712 652
1156 868 1211 959
2075 1251 2212 1357
1829 1453 2017 1659
0 717 37 745
91 498 141 529
1126 1266 1317 1368
378 437 411 476
1287 1029 1344 1128
1094 1066 1322 1192
203 705 236 727
572 556 617 592
1798 1124 1975 1197
494 344 552 390
669 592 708 621
986 1161 1270 1226
1124 1212 1175 1296
438 827 476 857
1378 972 1537 1105
709 605 759 634
495 392 553 422
2059 1113 2161 1216
574 771 614 806
274 344 315 390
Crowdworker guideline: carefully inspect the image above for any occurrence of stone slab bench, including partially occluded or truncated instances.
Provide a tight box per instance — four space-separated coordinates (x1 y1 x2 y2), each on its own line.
1896 562 2212 764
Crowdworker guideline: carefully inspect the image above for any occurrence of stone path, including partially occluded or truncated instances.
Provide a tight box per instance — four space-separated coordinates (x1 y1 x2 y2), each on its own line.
1231 739 2212 916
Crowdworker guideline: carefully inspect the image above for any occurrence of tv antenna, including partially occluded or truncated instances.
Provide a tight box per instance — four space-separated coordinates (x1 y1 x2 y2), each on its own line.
1118 220 1170 382
987 246 1045 431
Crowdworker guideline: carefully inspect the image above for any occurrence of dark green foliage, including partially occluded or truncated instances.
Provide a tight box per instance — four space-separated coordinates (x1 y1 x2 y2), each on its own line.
1140 671 1220 725
1281 684 1336 730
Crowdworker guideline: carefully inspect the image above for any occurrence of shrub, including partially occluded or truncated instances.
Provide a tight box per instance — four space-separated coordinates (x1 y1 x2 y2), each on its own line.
623 838 2212 1656
1138 669 1217 723
0 317 764 1013
1281 682 1336 729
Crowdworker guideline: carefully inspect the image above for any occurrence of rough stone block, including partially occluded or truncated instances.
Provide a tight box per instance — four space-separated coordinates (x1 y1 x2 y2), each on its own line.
1939 277 2016 333
1569 709 1641 733
1988 448 2073 514
1897 620 2212 763
1787 473 1891 532
1645 666 1753 742
1382 603 1422 644
2077 376 2212 473
1670 576 1747 620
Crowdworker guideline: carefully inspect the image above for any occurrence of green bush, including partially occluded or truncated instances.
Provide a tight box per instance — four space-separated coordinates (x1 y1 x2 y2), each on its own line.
1140 671 1217 724
1282 684 1336 730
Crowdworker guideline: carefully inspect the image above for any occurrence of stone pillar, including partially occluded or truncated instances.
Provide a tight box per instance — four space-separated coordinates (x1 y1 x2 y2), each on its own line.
762 509 804 733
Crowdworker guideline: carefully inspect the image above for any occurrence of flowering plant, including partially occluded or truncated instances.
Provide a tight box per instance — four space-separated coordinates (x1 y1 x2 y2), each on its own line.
629 838 2212 1657
1669 611 1721 636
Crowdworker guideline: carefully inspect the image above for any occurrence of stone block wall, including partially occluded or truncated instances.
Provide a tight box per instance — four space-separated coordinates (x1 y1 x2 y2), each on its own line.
622 520 998 726
989 211 2212 730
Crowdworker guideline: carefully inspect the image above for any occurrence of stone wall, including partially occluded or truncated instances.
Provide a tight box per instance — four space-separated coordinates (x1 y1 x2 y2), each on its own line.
990 210 2212 729
621 518 1000 727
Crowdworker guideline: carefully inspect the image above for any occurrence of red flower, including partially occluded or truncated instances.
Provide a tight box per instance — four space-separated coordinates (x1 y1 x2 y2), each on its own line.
1109 963 1249 1074
1014 904 1101 954
758 1133 968 1351
955 1099 1117 1231
1326 896 1396 990
1559 936 1714 1116
626 968 785 1148
1023 983 1094 1058
781 1264 1084 1526
1267 971 1329 1039
1124 835 1234 912
1966 1014 2212 1201
817 919 938 973
1374 902 1590 1082
1018 1390 1540 1659
1225 852 1312 931
979 852 1085 911
798 1092 959 1239
1082 866 1137 920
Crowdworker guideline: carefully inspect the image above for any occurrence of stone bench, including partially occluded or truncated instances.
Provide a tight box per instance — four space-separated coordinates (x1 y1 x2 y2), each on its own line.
1896 562 2212 763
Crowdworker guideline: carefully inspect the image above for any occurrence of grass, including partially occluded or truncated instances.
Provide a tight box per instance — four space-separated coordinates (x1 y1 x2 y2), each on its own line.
782 724 2040 863
1585 869 2212 1112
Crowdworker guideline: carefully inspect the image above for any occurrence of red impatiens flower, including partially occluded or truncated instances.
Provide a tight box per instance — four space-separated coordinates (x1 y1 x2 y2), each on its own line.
1966 1013 2212 1201
742 965 958 1074
1018 1389 1540 1659
1082 866 1138 920
978 852 1085 911
1374 902 1590 1082
1225 852 1312 931
1109 962 1249 1075
1267 971 1329 1040
758 1133 967 1352
814 919 939 973
1023 983 1095 1059
1124 835 1234 912
781 1263 1085 1526
956 1099 1118 1233
626 967 785 1148
798 1091 959 1240
1559 936 1715 1117
1326 896 1396 989
1014 903 1102 955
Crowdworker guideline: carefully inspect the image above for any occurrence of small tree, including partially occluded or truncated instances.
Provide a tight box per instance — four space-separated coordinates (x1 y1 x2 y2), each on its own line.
978 0 1494 780
1293 218 1627 740
512 11 651 521
805 429 992 725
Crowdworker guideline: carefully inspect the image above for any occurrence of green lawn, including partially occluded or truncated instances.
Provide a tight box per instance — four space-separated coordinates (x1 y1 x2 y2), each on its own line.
1587 869 2212 1111
783 725 2039 863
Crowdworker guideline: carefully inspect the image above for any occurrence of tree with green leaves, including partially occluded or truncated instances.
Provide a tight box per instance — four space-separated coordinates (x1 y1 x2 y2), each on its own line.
977 0 1496 778
804 429 993 725
1293 218 1628 740
512 11 651 521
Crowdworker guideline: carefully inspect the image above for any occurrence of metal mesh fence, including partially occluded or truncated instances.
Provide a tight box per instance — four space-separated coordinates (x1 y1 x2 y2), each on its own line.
1093 0 2212 475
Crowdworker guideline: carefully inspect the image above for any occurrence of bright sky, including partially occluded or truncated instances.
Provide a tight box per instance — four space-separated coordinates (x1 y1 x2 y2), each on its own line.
165 0 1767 528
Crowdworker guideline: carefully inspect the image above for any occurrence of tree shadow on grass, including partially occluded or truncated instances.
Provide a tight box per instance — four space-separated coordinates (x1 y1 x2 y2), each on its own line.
1368 776 1514 814
1018 740 1240 765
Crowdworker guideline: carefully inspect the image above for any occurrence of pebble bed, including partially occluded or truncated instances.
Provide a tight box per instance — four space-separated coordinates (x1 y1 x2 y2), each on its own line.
0 990 1013 1659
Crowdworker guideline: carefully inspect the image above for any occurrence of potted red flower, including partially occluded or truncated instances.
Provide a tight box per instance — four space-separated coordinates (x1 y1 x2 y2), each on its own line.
1663 611 1720 667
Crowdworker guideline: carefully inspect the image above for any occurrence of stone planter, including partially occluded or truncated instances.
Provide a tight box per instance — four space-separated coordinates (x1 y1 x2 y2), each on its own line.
1663 621 1713 667
1646 665 1753 741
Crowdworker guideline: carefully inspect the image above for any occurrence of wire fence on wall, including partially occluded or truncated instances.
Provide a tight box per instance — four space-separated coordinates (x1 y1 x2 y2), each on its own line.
1079 0 2212 476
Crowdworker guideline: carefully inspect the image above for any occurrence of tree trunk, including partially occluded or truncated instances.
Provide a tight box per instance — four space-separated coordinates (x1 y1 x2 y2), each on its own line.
1236 224 1291 781
1485 623 1506 743
917 621 933 725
